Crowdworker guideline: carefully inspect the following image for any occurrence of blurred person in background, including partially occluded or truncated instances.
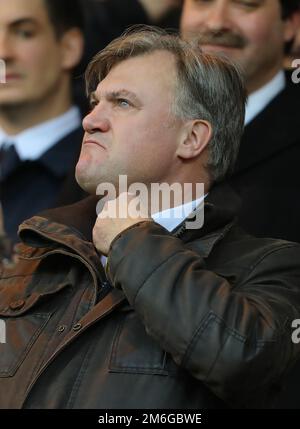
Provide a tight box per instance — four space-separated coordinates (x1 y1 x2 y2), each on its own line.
181 0 300 243
0 0 86 249
284 11 300 67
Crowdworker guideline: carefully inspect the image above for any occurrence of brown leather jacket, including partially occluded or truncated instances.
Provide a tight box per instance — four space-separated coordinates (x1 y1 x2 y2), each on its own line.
0 183 300 409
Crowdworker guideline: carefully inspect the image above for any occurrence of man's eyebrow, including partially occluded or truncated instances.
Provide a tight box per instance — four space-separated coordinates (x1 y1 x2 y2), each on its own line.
107 90 140 103
9 18 39 28
90 89 142 105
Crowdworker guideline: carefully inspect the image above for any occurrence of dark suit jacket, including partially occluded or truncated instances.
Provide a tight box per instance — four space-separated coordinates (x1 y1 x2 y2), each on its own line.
0 126 86 243
228 74 300 408
229 73 300 243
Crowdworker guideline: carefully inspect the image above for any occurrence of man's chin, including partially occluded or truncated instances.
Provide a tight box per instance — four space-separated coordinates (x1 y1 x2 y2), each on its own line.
0 96 46 113
75 169 97 195
0 95 28 107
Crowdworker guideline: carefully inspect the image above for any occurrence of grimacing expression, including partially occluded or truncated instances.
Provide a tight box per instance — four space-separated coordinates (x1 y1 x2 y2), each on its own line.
76 51 186 194
180 0 296 91
0 0 78 106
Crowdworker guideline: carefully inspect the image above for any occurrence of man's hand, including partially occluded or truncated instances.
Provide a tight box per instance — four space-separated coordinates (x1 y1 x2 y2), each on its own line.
93 192 152 255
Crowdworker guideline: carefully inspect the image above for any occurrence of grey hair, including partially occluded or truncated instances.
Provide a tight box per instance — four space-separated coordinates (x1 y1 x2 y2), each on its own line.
85 26 247 183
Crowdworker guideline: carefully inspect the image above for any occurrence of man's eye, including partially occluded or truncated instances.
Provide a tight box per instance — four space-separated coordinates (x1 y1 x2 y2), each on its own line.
235 0 261 8
192 0 261 6
15 28 35 38
192 0 214 4
89 100 98 110
117 99 130 108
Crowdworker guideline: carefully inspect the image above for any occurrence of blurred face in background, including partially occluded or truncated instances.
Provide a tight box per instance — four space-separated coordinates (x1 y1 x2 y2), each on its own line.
286 15 300 65
0 0 82 107
181 0 297 93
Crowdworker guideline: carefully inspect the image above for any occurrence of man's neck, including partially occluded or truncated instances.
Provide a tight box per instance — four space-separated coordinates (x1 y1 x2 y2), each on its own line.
246 63 283 95
0 82 72 135
146 172 210 215
245 70 285 126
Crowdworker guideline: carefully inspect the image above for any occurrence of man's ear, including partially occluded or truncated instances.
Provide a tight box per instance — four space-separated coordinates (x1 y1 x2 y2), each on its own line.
283 10 300 43
176 119 212 160
60 28 84 71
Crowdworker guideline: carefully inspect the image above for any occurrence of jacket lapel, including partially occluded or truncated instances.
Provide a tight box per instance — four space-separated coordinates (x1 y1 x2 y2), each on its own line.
234 76 300 175
16 196 127 319
174 182 240 244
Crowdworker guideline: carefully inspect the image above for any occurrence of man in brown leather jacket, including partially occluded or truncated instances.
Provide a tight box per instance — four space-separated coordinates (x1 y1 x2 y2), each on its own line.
1 27 300 409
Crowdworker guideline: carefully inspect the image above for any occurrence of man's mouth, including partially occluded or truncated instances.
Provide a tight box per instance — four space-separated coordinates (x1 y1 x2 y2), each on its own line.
84 139 106 150
196 32 247 51
200 43 240 50
4 73 22 82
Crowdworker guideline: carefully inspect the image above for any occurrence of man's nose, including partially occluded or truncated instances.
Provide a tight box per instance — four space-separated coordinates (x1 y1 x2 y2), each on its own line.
82 105 111 134
204 1 233 32
0 32 14 61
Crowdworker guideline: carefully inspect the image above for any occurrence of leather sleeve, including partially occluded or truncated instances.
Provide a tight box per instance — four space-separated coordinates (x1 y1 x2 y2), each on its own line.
107 221 300 407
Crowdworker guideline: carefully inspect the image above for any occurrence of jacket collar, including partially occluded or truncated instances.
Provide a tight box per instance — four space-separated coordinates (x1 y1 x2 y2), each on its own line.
18 181 240 254
173 182 240 244
17 195 103 282
1 183 239 314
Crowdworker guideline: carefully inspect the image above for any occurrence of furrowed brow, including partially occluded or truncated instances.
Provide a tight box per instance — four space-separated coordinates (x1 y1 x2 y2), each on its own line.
89 89 142 107
106 90 141 105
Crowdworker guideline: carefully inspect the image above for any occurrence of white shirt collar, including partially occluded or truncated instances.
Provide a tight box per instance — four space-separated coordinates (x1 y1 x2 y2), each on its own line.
245 71 286 126
152 194 206 232
101 194 207 267
0 106 81 161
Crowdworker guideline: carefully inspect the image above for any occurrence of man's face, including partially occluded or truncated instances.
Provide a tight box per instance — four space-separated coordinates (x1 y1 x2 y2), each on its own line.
76 51 184 194
181 0 295 92
0 0 71 106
